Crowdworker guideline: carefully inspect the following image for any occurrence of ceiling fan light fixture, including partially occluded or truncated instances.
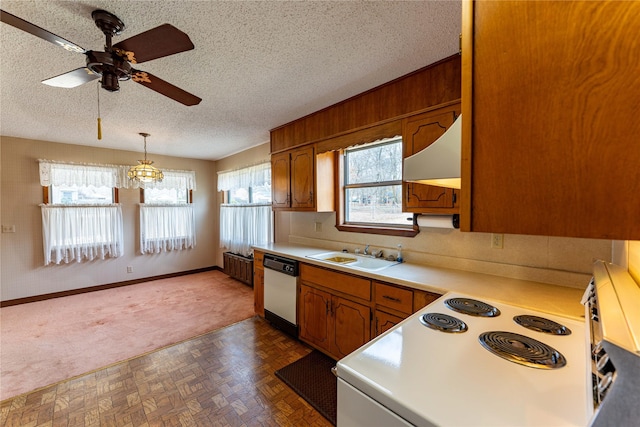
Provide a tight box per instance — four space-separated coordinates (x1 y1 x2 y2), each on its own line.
128 133 163 183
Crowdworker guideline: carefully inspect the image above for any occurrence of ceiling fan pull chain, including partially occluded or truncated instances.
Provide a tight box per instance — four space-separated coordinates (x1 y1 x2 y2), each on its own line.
97 81 102 140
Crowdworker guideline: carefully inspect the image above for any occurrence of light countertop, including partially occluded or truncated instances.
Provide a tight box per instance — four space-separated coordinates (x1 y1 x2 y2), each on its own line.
252 243 588 320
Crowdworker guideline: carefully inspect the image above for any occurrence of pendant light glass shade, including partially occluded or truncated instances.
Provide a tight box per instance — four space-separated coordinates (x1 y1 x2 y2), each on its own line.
128 133 164 183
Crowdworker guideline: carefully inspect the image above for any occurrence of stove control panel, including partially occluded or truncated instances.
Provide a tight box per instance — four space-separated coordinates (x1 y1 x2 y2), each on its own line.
586 282 617 408
585 261 640 427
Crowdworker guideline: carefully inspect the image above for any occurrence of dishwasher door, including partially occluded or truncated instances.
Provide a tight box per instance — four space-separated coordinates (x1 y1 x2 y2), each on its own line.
263 268 298 337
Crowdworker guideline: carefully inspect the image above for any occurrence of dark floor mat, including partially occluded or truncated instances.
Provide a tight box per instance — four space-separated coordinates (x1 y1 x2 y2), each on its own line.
275 350 337 425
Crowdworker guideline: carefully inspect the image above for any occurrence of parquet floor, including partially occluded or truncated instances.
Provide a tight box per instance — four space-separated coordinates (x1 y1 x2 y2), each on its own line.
0 317 333 427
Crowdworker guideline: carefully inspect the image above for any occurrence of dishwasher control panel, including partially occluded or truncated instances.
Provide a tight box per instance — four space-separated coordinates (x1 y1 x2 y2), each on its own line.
263 253 299 276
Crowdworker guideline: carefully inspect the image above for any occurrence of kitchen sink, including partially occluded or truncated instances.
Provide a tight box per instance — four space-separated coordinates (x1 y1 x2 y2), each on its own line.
306 251 398 272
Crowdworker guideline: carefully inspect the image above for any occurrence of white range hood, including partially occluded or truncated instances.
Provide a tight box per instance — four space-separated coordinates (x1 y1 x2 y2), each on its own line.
403 114 462 189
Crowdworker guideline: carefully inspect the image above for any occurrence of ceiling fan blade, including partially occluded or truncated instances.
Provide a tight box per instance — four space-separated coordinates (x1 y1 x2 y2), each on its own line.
132 70 201 106
42 67 100 88
0 9 86 53
113 24 194 64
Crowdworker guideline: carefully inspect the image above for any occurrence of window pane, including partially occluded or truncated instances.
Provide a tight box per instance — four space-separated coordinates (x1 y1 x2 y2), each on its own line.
346 185 408 225
346 140 402 185
51 185 113 205
228 188 250 204
227 185 271 204
251 184 272 203
145 188 188 204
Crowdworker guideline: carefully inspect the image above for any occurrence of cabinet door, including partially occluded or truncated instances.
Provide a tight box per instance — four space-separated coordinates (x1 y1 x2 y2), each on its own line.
290 146 315 209
253 267 264 317
271 151 290 208
330 296 370 359
403 105 461 213
374 310 405 338
461 1 640 239
299 285 332 351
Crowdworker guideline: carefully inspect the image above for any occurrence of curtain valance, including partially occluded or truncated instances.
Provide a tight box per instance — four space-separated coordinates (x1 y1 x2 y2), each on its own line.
38 160 196 190
217 162 270 191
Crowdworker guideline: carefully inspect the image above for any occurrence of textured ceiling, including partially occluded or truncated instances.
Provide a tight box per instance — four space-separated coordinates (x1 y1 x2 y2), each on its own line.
0 1 461 160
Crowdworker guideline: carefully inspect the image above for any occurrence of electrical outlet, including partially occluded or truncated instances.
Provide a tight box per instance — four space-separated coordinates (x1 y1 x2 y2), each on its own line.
127 266 133 273
2 225 16 233
491 233 504 249
315 222 322 232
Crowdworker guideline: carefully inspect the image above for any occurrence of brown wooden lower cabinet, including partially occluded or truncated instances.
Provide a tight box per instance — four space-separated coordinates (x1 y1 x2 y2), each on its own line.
253 267 264 317
299 284 371 360
373 310 405 337
253 251 264 316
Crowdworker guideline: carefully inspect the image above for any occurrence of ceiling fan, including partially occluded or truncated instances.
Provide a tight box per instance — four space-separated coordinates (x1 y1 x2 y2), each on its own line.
0 8 201 106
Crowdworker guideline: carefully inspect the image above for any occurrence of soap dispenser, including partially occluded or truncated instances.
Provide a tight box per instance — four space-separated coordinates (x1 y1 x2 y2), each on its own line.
396 244 403 263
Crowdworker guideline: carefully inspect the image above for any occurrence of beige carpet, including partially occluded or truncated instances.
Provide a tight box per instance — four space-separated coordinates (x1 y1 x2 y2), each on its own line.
0 270 255 401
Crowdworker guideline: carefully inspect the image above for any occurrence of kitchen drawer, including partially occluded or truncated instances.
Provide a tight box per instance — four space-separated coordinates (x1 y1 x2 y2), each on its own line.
300 263 371 300
374 282 413 315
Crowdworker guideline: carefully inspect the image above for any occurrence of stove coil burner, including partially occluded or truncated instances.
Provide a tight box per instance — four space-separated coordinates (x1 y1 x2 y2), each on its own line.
420 313 468 333
444 298 501 317
478 331 567 369
513 315 572 335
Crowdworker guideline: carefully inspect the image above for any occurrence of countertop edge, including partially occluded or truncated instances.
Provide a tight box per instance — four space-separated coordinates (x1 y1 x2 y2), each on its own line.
252 243 587 320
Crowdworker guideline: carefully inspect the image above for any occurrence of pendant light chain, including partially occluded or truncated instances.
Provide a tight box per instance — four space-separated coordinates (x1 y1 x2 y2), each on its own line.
97 81 102 140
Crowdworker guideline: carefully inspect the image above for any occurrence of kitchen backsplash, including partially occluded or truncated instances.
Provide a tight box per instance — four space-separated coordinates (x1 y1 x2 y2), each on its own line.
282 211 612 289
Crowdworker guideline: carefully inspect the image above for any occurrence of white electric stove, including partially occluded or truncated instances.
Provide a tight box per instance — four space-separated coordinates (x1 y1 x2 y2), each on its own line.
337 291 590 426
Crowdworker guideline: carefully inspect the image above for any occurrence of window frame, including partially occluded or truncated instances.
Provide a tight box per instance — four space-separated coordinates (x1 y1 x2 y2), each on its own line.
335 139 418 237
43 185 119 205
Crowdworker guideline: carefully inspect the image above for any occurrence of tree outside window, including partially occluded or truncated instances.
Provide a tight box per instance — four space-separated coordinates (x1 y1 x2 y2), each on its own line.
344 138 410 227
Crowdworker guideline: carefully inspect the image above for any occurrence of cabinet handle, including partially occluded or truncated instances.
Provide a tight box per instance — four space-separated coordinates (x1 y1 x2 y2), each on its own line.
325 300 330 315
383 295 402 303
310 191 314 203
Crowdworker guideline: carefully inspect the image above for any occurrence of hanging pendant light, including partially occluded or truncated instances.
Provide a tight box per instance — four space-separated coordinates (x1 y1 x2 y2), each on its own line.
128 132 164 183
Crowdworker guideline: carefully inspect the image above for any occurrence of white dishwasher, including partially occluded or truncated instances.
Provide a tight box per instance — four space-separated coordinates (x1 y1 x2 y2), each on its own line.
263 253 299 337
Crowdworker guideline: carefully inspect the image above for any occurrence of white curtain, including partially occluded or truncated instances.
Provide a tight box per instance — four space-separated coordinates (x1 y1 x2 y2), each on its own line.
140 205 196 254
220 204 273 256
39 160 119 187
217 162 270 191
38 160 196 190
41 204 124 265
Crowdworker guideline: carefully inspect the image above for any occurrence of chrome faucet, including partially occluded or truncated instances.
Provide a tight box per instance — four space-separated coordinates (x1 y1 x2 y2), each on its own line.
364 244 370 255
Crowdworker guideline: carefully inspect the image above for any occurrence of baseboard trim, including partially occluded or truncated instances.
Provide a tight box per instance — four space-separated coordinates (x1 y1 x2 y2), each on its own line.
1 266 222 307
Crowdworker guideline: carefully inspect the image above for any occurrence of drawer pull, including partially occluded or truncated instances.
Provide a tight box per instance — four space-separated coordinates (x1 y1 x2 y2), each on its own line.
383 295 402 303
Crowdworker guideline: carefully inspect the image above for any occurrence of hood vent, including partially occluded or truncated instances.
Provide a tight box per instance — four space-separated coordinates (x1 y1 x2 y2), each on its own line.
403 114 462 189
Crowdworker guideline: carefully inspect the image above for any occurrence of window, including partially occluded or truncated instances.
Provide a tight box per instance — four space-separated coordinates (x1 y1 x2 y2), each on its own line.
343 138 411 228
218 163 273 256
141 169 196 205
139 170 197 254
51 184 114 205
144 187 188 204
38 160 124 265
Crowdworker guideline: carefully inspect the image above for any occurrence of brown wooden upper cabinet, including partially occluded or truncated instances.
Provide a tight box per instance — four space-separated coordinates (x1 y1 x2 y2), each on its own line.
271 145 335 211
402 102 461 214
461 1 640 239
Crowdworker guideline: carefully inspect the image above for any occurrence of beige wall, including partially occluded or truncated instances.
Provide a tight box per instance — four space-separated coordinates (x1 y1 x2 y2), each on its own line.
612 240 640 284
1 134 619 301
281 211 612 288
0 136 218 301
